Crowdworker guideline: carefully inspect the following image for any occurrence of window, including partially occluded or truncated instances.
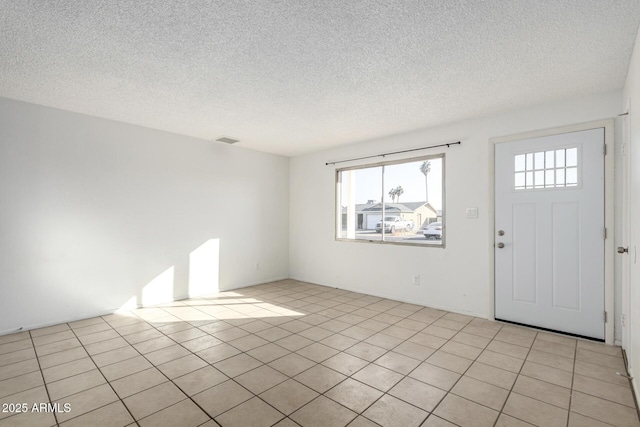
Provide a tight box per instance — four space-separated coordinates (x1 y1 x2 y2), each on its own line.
514 147 578 190
336 154 444 246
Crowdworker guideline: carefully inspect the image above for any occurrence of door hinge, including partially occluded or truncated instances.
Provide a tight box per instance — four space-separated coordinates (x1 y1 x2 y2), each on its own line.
603 144 607 155
604 311 608 322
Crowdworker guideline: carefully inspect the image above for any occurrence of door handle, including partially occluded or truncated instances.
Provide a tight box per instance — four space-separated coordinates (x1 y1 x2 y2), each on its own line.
618 247 629 254
497 242 505 249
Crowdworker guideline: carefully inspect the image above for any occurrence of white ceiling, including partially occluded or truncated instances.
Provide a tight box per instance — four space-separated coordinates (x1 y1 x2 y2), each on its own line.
1 1 639 157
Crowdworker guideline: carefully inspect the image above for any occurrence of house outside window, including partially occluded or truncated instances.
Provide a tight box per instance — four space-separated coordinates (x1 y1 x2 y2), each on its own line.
336 154 445 247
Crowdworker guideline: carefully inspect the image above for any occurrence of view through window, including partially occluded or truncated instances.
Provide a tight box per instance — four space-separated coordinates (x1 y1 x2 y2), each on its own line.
336 154 444 246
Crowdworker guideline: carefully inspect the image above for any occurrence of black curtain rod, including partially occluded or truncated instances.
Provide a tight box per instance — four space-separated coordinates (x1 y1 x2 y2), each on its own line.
325 141 461 166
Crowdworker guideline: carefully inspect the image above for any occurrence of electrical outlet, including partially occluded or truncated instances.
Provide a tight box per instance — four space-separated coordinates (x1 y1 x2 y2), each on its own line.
413 275 420 285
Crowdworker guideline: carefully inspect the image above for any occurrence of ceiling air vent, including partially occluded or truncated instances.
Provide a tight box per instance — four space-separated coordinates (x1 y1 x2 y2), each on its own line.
215 136 240 144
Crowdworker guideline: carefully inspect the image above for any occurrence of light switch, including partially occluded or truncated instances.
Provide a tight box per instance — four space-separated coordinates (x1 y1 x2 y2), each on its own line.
466 207 478 218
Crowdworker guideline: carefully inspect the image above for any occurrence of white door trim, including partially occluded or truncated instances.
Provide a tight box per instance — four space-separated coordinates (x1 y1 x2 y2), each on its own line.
488 119 615 344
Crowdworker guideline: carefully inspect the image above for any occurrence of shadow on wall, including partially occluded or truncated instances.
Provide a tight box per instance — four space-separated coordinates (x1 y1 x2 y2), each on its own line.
119 239 220 311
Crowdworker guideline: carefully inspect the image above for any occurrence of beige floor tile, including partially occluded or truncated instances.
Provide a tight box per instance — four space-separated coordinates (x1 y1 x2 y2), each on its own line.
133 336 175 355
34 338 81 357
427 350 473 374
495 414 536 426
166 327 207 343
364 332 404 350
422 415 458 427
180 335 222 353
408 362 460 391
235 365 288 394
341 326 376 341
434 394 499 427
91 345 138 368
574 359 631 387
568 412 614 427
85 337 131 356
0 358 39 381
193 379 252 418
494 330 535 348
254 326 293 342
452 375 509 410
363 394 428 427
246 342 290 363
431 318 467 332
110 367 167 398
464 361 517 390
123 328 165 345
374 351 421 374
296 343 340 363
0 371 43 398
320 334 359 351
37 347 88 369
536 332 577 348
460 325 500 339
0 348 36 366
138 399 210 427
322 352 369 376
215 397 284 427
274 334 314 351
100 356 152 381
280 320 313 333
173 366 227 396
239 320 273 333
486 340 529 359
388 376 446 412
59 401 134 427
531 338 575 359
211 327 251 342
345 342 387 362
269 353 316 377
145 344 190 366
30 324 70 338
478 350 525 373
352 363 403 392
0 411 56 427
392 341 434 361
526 349 574 372
359 319 391 332
290 396 357 427
325 378 383 413
294 364 346 393
31 330 76 347
571 390 640 426
440 341 483 360
298 326 334 341
55 383 119 423
423 326 458 340
228 334 270 352
0 339 33 357
577 340 623 357
260 379 319 415
502 392 568 427
42 357 97 383
396 318 430 331
451 332 491 349
348 415 382 427
77 329 120 346
214 353 262 377
112 320 153 336
70 318 109 331
576 349 626 370
123 381 186 420
519 360 573 388
512 375 571 409
196 342 241 364
157 354 207 379
47 369 106 400
0 386 49 421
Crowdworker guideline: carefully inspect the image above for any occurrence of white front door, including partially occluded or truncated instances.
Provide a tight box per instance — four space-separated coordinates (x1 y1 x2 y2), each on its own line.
495 128 605 339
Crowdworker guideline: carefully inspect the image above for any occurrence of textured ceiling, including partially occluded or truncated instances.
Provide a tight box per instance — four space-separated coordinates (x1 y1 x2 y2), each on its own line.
1 1 639 157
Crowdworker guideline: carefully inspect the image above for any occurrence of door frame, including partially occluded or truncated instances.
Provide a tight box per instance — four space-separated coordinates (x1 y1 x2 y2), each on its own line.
488 119 615 344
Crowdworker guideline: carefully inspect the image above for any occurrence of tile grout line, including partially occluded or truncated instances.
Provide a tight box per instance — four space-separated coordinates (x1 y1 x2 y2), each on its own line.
27 327 61 427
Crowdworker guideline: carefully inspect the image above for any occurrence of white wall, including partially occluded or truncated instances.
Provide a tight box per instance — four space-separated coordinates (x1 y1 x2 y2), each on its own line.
622 26 640 403
0 97 289 334
290 91 621 319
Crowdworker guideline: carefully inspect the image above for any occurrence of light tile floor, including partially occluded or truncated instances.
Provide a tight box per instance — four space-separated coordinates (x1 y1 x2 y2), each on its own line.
0 279 638 427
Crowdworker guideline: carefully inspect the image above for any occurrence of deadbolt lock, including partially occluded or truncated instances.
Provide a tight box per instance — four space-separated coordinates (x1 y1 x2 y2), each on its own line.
497 242 505 249
498 230 505 236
